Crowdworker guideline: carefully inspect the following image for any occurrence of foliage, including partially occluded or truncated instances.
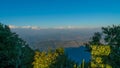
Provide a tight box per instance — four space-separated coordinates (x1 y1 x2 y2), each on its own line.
102 25 120 67
91 45 111 56
32 48 77 68
89 32 102 45
0 23 34 68
102 25 120 46
32 51 58 68
91 45 112 68
87 25 120 68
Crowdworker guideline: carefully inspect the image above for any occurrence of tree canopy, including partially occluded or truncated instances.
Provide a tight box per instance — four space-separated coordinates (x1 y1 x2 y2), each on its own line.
88 25 120 68
0 23 34 68
32 48 77 68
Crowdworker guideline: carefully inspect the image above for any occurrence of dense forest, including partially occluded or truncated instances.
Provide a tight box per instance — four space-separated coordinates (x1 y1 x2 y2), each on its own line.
0 23 120 68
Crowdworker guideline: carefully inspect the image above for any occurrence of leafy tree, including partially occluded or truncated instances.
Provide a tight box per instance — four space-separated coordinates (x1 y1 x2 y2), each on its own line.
32 50 58 68
85 32 102 52
102 25 120 46
90 45 112 68
0 23 34 68
87 25 120 67
102 25 120 67
89 32 102 45
32 48 77 68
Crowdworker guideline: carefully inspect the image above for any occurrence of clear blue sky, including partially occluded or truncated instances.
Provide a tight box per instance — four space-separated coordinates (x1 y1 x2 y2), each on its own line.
0 0 120 28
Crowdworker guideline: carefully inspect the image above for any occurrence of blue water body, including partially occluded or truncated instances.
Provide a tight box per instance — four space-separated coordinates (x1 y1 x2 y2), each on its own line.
65 46 91 64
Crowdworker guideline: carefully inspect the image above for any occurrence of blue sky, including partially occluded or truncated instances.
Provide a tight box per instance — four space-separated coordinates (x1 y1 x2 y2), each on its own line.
0 0 120 28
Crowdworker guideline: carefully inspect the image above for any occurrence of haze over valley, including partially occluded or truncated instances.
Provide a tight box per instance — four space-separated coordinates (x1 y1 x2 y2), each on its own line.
11 27 101 50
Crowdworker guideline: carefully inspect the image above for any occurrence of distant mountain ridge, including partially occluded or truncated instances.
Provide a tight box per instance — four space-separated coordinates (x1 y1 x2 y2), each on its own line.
11 28 101 50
